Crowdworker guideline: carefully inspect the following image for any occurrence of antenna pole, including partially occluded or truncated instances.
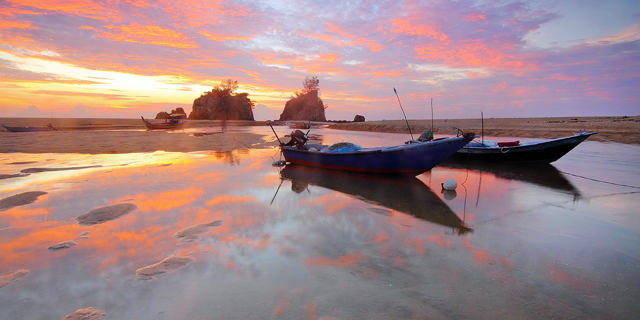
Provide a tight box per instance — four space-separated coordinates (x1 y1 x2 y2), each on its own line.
393 88 414 140
481 111 484 145
431 98 434 132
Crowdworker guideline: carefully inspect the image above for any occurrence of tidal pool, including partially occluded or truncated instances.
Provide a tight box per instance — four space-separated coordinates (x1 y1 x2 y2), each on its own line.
1 128 639 319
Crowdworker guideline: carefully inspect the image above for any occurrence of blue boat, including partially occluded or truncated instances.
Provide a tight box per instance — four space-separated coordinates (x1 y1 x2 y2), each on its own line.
280 131 475 174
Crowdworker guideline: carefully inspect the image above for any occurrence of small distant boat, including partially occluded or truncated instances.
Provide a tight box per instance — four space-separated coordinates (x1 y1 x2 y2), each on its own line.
141 115 185 129
3 124 57 132
288 122 311 129
278 129 475 174
454 131 597 163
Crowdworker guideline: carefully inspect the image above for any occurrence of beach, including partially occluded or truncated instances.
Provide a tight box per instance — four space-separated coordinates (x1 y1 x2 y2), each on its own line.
1 120 640 320
1 116 638 154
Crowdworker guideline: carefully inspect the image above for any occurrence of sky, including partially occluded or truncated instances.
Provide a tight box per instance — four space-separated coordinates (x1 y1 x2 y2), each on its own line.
0 0 638 121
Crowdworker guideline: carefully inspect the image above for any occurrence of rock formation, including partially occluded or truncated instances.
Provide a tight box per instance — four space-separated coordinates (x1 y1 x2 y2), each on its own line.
279 90 327 122
155 107 187 119
354 115 365 122
189 93 254 120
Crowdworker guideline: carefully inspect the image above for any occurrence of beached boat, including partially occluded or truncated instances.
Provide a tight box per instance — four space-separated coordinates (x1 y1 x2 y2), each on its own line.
288 122 311 129
141 115 185 129
454 131 597 163
3 124 57 132
280 164 472 234
279 130 475 174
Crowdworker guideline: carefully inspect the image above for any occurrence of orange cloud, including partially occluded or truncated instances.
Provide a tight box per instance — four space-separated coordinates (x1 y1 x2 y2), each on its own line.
465 13 487 22
0 19 38 30
415 41 537 72
95 23 198 48
198 30 252 42
391 17 449 42
300 21 383 52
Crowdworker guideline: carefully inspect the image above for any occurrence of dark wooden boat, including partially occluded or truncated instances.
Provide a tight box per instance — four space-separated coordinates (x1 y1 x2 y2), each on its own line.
141 116 185 129
288 122 311 129
3 124 57 132
454 132 597 163
281 132 474 174
280 164 472 234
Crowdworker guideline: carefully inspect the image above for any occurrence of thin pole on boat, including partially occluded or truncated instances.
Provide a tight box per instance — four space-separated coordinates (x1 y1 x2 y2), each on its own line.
431 98 434 132
267 121 283 145
481 111 484 145
393 88 414 140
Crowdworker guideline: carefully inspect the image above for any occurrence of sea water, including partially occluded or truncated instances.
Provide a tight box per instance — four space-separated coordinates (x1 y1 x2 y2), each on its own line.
1 126 639 319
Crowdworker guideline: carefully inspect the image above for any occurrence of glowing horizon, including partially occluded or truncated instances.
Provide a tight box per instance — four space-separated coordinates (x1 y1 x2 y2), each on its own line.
0 0 638 120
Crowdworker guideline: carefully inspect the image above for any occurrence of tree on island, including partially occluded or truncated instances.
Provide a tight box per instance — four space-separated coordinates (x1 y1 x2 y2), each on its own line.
189 79 255 121
280 76 327 121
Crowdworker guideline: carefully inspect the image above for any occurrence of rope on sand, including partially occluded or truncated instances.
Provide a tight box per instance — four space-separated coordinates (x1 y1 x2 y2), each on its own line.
559 171 640 189
593 135 640 152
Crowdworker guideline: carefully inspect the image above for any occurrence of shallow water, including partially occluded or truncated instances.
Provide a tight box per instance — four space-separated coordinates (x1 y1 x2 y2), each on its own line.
1 128 639 319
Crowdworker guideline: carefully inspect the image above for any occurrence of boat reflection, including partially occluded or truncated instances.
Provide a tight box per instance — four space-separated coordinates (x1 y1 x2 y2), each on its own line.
280 164 472 235
441 158 581 197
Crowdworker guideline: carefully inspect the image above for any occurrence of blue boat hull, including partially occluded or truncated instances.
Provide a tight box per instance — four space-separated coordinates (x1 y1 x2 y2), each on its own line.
281 136 472 174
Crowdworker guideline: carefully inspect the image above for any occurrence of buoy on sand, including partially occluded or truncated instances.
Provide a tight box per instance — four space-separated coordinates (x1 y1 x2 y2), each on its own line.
441 179 457 191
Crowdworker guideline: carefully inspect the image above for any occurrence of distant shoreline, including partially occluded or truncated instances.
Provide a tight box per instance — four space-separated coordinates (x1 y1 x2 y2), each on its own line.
326 116 640 145
1 116 638 154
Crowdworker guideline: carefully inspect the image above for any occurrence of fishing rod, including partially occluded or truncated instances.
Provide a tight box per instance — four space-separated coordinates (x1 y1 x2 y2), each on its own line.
393 88 414 140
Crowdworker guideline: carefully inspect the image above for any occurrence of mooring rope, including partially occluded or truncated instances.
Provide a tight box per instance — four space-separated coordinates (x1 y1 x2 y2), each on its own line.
593 135 640 152
559 170 640 189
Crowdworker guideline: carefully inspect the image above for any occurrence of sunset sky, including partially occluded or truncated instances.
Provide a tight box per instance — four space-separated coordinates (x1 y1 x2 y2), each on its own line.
1 0 638 120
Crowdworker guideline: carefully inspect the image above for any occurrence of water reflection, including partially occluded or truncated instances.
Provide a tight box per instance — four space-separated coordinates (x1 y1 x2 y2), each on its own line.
280 164 472 235
441 158 581 197
1 135 639 319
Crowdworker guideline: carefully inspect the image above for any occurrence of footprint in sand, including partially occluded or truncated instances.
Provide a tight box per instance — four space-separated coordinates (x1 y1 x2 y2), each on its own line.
61 307 106 320
0 269 29 289
47 240 79 252
134 255 195 281
367 207 393 216
173 220 224 243
75 203 137 226
0 191 47 212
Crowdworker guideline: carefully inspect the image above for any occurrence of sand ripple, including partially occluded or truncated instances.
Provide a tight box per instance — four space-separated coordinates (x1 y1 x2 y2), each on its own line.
75 203 137 226
61 307 106 320
0 269 29 289
135 255 195 281
0 191 47 212
47 240 79 251
173 220 223 242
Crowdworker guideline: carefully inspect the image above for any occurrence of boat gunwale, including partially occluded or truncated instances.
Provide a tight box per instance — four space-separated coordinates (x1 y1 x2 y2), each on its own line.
461 132 597 152
282 136 471 156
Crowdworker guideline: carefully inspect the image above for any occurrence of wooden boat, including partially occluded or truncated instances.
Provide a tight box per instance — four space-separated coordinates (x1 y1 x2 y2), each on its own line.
454 131 597 163
141 116 185 129
288 122 311 129
279 131 475 174
3 124 57 132
280 164 472 234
